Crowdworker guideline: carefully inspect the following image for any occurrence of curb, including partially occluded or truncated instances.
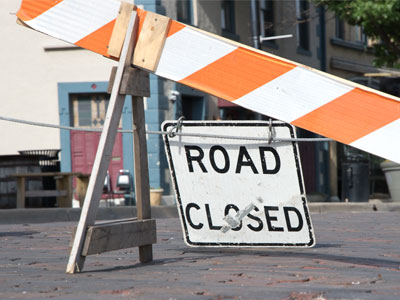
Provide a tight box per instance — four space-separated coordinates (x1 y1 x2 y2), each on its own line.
0 206 178 225
308 202 400 213
0 203 399 225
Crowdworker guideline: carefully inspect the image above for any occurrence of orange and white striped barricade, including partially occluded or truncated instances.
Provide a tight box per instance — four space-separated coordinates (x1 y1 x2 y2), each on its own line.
17 0 400 164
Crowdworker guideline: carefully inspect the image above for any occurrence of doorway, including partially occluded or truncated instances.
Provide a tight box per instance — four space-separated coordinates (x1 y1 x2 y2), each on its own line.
69 93 124 194
181 95 205 120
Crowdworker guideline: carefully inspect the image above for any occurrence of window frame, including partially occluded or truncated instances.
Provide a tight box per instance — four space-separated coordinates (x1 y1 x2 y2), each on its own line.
296 0 311 53
221 0 235 34
259 0 274 39
177 0 192 25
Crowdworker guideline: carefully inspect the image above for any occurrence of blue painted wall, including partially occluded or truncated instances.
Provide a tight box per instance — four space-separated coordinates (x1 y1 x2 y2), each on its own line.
57 82 134 179
146 74 169 191
136 0 169 192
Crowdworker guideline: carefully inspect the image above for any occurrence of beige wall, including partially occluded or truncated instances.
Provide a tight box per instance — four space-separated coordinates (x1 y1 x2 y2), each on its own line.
0 0 117 155
233 0 252 46
197 0 221 35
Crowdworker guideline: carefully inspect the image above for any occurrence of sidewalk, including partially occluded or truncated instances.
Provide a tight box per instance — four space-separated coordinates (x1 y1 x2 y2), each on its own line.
0 207 399 299
0 202 399 224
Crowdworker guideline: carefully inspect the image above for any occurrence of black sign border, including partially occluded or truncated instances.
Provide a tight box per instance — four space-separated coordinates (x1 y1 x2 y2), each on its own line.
163 121 315 247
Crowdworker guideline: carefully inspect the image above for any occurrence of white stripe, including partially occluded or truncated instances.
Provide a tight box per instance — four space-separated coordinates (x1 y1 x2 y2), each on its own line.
233 66 354 123
351 118 400 164
155 27 237 81
25 0 120 44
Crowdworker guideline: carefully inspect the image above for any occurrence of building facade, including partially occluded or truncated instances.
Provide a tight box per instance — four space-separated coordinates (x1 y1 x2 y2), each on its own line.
1 0 390 204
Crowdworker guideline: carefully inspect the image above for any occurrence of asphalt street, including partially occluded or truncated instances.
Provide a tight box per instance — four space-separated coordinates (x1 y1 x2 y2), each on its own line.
0 211 399 299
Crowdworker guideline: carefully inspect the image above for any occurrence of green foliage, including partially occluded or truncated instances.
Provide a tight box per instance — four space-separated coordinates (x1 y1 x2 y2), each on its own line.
313 0 400 68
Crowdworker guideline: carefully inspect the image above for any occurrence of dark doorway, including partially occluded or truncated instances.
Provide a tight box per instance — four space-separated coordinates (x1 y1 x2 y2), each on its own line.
181 95 205 120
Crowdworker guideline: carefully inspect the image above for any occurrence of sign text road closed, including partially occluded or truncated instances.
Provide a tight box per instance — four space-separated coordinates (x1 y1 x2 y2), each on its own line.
163 121 315 247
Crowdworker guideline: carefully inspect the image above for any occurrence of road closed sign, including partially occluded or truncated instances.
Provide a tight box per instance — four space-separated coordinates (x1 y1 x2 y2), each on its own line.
162 121 315 247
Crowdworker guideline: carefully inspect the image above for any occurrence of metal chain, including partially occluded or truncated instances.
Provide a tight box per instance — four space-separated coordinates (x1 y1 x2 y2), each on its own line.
0 114 332 143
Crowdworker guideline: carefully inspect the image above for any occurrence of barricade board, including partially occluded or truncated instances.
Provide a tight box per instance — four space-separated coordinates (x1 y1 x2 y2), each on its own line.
17 1 400 164
162 121 315 247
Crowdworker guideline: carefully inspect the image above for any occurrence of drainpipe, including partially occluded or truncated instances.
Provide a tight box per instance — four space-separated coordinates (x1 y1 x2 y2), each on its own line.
250 0 260 49
250 0 263 120
318 5 326 72
319 5 338 200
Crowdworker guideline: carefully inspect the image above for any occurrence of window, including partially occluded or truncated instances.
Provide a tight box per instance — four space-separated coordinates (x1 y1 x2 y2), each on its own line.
77 99 91 127
221 0 235 34
259 0 274 38
296 0 310 52
177 0 191 24
71 93 111 128
353 25 364 43
335 16 345 40
333 16 371 49
335 16 366 43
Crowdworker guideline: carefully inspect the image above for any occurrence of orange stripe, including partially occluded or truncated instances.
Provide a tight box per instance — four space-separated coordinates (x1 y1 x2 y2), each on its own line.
75 20 116 57
167 21 185 37
292 88 400 144
180 47 296 101
17 0 62 21
75 8 147 59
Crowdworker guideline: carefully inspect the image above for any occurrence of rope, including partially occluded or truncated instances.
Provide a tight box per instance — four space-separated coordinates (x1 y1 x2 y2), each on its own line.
147 130 332 142
0 114 332 143
0 115 135 133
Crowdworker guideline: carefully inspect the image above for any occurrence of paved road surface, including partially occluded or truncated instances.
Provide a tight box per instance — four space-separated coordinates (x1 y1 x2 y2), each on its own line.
0 211 399 299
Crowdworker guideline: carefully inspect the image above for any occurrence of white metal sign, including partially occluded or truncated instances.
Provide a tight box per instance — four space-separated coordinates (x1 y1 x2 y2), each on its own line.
162 121 315 247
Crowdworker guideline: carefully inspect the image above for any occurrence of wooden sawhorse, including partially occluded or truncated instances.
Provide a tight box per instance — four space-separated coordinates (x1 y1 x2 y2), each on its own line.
67 6 167 273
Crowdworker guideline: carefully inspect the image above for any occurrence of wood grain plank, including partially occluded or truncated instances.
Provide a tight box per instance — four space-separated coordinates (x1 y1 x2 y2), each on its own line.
133 11 171 72
107 66 150 97
107 1 134 58
25 190 67 197
132 96 153 263
82 219 156 256
16 177 25 209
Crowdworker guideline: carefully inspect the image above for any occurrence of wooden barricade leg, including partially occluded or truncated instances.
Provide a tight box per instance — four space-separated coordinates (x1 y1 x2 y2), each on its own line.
64 175 73 208
132 96 152 262
66 11 140 274
16 177 25 208
55 175 72 207
55 176 65 207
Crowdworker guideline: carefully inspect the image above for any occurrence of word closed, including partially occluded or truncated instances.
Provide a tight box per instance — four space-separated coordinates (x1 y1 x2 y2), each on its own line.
186 203 304 232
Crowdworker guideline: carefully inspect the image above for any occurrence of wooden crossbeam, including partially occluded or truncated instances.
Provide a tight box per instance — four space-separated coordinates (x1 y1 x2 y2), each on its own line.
107 66 150 97
25 190 67 197
82 219 156 256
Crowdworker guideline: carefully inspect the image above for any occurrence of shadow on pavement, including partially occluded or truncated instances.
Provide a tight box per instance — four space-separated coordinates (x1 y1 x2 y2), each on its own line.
182 247 400 269
0 230 38 237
